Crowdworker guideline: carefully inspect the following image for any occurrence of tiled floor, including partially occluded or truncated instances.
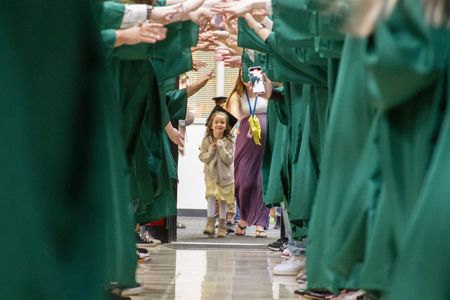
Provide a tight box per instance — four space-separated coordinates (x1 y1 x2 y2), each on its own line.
176 216 280 245
132 246 303 300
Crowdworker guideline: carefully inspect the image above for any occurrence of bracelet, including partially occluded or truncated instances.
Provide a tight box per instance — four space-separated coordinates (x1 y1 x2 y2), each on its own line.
146 5 153 20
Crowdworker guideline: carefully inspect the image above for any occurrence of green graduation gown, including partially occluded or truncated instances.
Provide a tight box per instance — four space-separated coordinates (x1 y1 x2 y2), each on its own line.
0 1 132 299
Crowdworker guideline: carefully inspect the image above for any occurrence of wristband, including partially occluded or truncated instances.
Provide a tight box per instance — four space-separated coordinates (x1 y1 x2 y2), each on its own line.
146 5 153 20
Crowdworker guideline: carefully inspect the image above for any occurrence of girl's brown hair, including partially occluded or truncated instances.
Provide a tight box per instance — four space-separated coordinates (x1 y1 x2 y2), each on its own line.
205 112 233 142
225 69 247 111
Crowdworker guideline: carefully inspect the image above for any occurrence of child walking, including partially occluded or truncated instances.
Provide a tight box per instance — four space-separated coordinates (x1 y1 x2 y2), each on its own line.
199 107 237 238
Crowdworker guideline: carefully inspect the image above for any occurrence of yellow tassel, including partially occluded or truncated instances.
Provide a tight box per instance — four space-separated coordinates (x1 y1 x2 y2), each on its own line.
248 116 261 145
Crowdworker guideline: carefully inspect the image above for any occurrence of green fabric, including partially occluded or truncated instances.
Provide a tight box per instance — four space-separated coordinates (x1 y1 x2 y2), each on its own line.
241 50 273 83
288 84 328 230
114 21 195 61
0 1 135 299
166 88 188 124
116 58 177 224
151 50 193 82
264 32 329 236
99 2 140 290
134 67 177 223
387 63 450 300
307 37 376 291
152 22 185 58
183 20 199 48
271 0 317 48
266 33 327 85
309 2 450 295
356 2 450 293
237 17 271 53
262 88 288 207
101 1 125 30
101 29 117 65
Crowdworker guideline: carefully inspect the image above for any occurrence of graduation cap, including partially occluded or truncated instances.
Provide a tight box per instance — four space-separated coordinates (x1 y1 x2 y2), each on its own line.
206 105 238 129
212 96 228 104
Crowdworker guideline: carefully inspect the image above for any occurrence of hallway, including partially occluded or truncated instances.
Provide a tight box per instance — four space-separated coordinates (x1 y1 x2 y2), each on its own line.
132 246 303 300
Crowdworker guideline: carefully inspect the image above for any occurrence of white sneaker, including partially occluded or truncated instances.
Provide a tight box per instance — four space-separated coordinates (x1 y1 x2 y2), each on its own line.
120 283 143 296
272 257 305 276
137 250 151 262
281 248 292 260
142 231 161 246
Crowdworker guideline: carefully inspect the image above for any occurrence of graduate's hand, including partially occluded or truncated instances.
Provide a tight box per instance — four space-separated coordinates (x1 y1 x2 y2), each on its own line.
205 68 216 80
223 55 241 68
261 72 272 99
189 7 213 25
203 0 223 9
209 30 231 40
185 110 195 126
165 122 185 147
192 40 215 52
115 23 167 47
181 0 206 15
212 1 253 17
150 4 183 24
192 60 208 71
424 0 450 27
210 142 217 150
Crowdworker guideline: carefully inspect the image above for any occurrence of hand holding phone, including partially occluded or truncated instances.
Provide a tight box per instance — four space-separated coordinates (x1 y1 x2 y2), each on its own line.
248 66 266 95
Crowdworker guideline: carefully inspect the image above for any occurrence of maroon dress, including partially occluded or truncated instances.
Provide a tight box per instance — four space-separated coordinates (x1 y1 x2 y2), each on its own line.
234 113 270 229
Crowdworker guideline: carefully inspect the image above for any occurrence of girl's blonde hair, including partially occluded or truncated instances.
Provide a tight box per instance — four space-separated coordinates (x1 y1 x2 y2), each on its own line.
205 111 233 142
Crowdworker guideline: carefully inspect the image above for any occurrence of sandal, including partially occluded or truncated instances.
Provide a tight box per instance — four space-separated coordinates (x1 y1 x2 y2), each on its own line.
255 229 267 238
235 224 247 236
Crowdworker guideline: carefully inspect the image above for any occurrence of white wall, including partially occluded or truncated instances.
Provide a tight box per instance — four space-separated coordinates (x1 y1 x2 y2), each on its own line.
177 121 207 210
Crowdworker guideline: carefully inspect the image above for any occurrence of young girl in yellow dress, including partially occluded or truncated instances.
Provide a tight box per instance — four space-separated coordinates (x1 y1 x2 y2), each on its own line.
199 107 237 237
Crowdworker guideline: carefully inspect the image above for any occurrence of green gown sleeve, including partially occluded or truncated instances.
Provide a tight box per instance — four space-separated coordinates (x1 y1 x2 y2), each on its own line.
365 2 450 111
183 20 199 48
266 33 327 86
166 88 188 124
151 50 193 82
101 1 125 29
237 17 271 53
101 29 116 65
271 0 317 48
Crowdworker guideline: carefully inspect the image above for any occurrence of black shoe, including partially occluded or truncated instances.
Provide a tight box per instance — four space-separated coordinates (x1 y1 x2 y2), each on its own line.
136 231 158 247
137 247 149 254
302 289 332 299
267 237 288 251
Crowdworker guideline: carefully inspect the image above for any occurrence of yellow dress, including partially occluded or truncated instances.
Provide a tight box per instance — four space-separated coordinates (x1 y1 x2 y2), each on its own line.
199 136 235 204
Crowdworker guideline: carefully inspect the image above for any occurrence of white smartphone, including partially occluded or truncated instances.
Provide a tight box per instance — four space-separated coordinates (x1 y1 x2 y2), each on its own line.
248 66 266 95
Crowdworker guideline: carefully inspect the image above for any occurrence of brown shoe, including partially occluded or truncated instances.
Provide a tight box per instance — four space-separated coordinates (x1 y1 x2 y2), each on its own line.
216 219 227 238
203 217 215 235
226 212 235 225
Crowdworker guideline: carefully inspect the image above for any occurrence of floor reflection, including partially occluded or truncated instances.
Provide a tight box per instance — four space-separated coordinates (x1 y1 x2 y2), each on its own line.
133 246 302 300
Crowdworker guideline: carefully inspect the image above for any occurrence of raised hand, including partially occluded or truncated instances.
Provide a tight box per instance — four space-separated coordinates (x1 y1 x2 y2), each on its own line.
115 23 167 47
192 60 208 71
223 55 241 68
189 7 214 25
150 4 183 24
212 1 253 17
